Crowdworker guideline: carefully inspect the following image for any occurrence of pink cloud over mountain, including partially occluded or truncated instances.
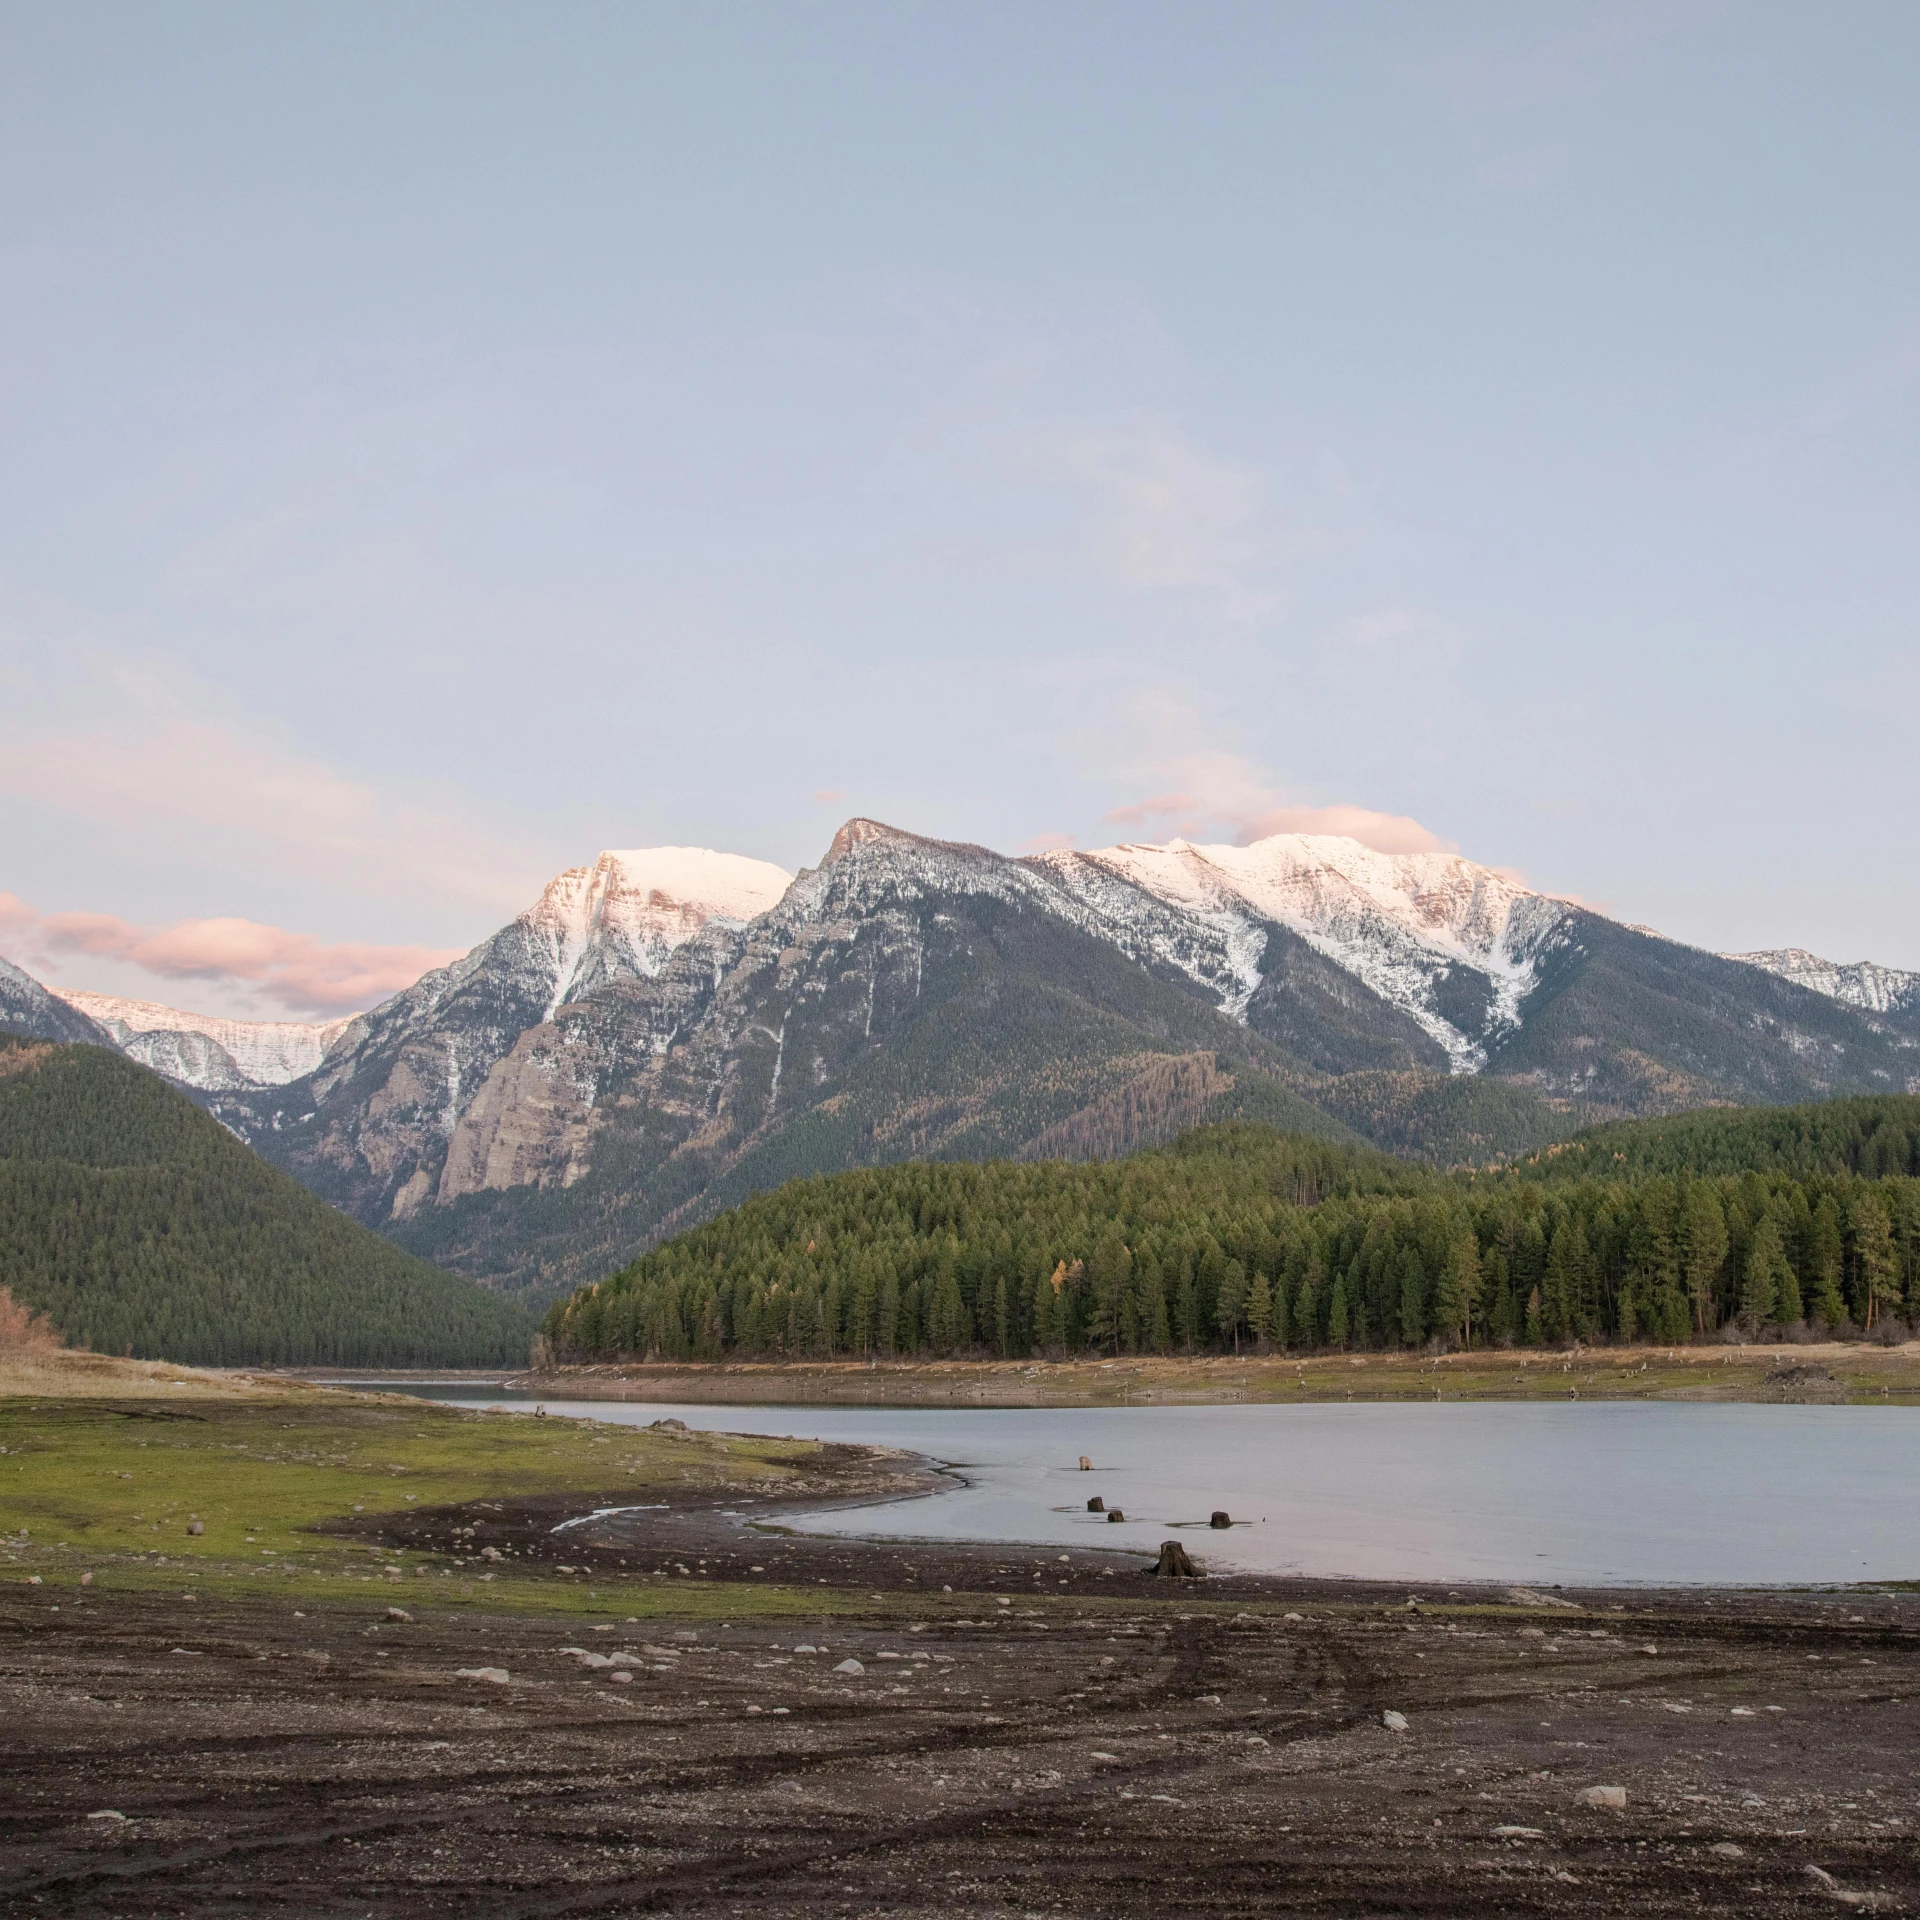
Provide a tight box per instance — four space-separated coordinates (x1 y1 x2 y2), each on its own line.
0 893 460 1016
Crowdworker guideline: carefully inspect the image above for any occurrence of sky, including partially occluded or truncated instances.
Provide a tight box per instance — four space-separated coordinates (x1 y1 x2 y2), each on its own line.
4 1 1919 1019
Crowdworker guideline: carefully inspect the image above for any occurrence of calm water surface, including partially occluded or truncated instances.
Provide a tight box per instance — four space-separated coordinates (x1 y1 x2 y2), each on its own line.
373 1390 1920 1587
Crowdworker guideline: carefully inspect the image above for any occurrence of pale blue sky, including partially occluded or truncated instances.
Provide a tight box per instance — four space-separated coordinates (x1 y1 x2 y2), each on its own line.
4 3 1918 1015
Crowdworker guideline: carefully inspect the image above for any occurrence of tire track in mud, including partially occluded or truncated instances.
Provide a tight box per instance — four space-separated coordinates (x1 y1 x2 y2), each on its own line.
2 1617 1378 1911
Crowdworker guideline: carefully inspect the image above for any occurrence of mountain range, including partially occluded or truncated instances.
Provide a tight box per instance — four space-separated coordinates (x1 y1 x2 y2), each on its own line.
6 820 1917 1302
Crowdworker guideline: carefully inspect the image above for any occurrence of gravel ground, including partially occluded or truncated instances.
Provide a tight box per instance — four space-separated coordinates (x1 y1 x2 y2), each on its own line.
5 1485 1919 1917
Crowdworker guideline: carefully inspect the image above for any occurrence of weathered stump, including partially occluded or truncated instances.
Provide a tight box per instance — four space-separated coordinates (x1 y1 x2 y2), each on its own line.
1087 1496 1106 1512
1078 1455 1092 1471
1106 1508 1126 1522
1209 1510 1233 1529
1152 1539 1200 1577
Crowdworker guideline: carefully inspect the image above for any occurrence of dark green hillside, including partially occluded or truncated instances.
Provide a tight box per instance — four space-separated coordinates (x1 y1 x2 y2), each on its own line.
0 1039 530 1367
549 1111 1920 1363
1509 1094 1920 1184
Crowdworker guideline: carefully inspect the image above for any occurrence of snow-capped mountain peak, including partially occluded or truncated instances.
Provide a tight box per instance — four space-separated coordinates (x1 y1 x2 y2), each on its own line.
1726 947 1920 1016
1040 831 1572 1070
521 846 793 1013
54 989 354 1089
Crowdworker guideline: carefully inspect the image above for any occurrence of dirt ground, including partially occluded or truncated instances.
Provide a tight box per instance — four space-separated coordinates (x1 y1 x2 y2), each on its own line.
6 1469 1919 1918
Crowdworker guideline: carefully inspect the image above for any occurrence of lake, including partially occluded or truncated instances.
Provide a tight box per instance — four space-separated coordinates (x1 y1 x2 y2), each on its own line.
364 1389 1920 1587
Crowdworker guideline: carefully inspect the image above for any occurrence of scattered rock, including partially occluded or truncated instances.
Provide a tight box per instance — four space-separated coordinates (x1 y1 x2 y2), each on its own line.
1574 1785 1627 1810
79 1572 92 1587
86 1810 128 1823
1282 1611 1304 1622
608 1671 632 1684
1807 1869 1840 1891
456 1667 510 1685
1208 1511 1232 1529
1151 1541 1199 1578
650 1418 687 1431
1087 1496 1105 1513
1709 1842 1745 1858
833 1658 865 1676
1492 1825 1545 1839
185 1520 203 1536
384 1607 413 1624
1381 1710 1409 1733
479 1546 503 1562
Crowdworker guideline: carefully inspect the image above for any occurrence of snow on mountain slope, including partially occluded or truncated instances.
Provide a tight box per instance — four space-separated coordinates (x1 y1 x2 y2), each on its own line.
1 956 112 1047
55 990 355 1090
520 847 794 1015
1039 833 1573 1070
1725 948 1920 1016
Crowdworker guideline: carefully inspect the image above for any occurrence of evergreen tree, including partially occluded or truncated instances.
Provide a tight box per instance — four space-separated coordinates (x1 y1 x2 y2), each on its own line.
1430 1228 1481 1350
1326 1275 1349 1350
1851 1189 1900 1330
1739 1217 1783 1332
1396 1247 1426 1348
1245 1269 1272 1348
1808 1195 1848 1329
1215 1257 1249 1354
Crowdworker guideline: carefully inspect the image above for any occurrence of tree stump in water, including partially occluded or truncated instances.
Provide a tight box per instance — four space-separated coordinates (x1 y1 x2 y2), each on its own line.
1087 1496 1105 1512
1079 1456 1092 1471
1107 1508 1126 1522
1209 1510 1233 1529
1152 1540 1200 1578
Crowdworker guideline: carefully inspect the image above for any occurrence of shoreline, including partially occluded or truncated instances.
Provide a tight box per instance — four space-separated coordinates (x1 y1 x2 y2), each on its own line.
290 1339 1920 1408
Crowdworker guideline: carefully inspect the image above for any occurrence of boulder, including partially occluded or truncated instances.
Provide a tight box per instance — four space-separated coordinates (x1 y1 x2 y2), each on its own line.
833 1657 865 1676
1381 1710 1409 1733
1574 1785 1627 1810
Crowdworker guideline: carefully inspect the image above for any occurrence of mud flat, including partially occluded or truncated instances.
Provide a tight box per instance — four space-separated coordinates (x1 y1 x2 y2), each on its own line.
7 1460 1920 1917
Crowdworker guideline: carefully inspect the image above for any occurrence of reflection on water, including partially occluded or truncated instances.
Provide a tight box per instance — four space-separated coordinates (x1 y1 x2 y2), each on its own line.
342 1388 1920 1586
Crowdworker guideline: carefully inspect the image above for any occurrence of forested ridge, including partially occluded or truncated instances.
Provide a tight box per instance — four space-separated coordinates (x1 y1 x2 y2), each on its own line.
0 1039 530 1366
546 1097 1920 1363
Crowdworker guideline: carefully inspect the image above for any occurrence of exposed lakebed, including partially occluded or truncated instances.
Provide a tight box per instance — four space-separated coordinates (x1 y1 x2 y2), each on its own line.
355 1389 1920 1587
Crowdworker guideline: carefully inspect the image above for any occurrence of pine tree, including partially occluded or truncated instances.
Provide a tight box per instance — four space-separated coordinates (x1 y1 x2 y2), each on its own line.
1740 1218 1782 1333
1808 1195 1847 1328
1326 1275 1349 1350
1215 1258 1249 1353
1429 1228 1481 1351
1852 1189 1900 1331
1523 1284 1544 1347
1245 1269 1272 1349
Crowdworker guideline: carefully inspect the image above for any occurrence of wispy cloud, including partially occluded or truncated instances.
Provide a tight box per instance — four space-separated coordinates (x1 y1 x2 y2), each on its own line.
0 658 551 918
1086 689 1456 857
0 893 459 1016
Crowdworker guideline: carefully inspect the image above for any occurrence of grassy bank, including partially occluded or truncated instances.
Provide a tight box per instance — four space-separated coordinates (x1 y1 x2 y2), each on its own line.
519 1339 1920 1408
0 1370 880 1623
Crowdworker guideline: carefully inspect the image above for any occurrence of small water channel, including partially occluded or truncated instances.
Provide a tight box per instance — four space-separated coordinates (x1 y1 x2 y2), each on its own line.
333 1386 1920 1587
